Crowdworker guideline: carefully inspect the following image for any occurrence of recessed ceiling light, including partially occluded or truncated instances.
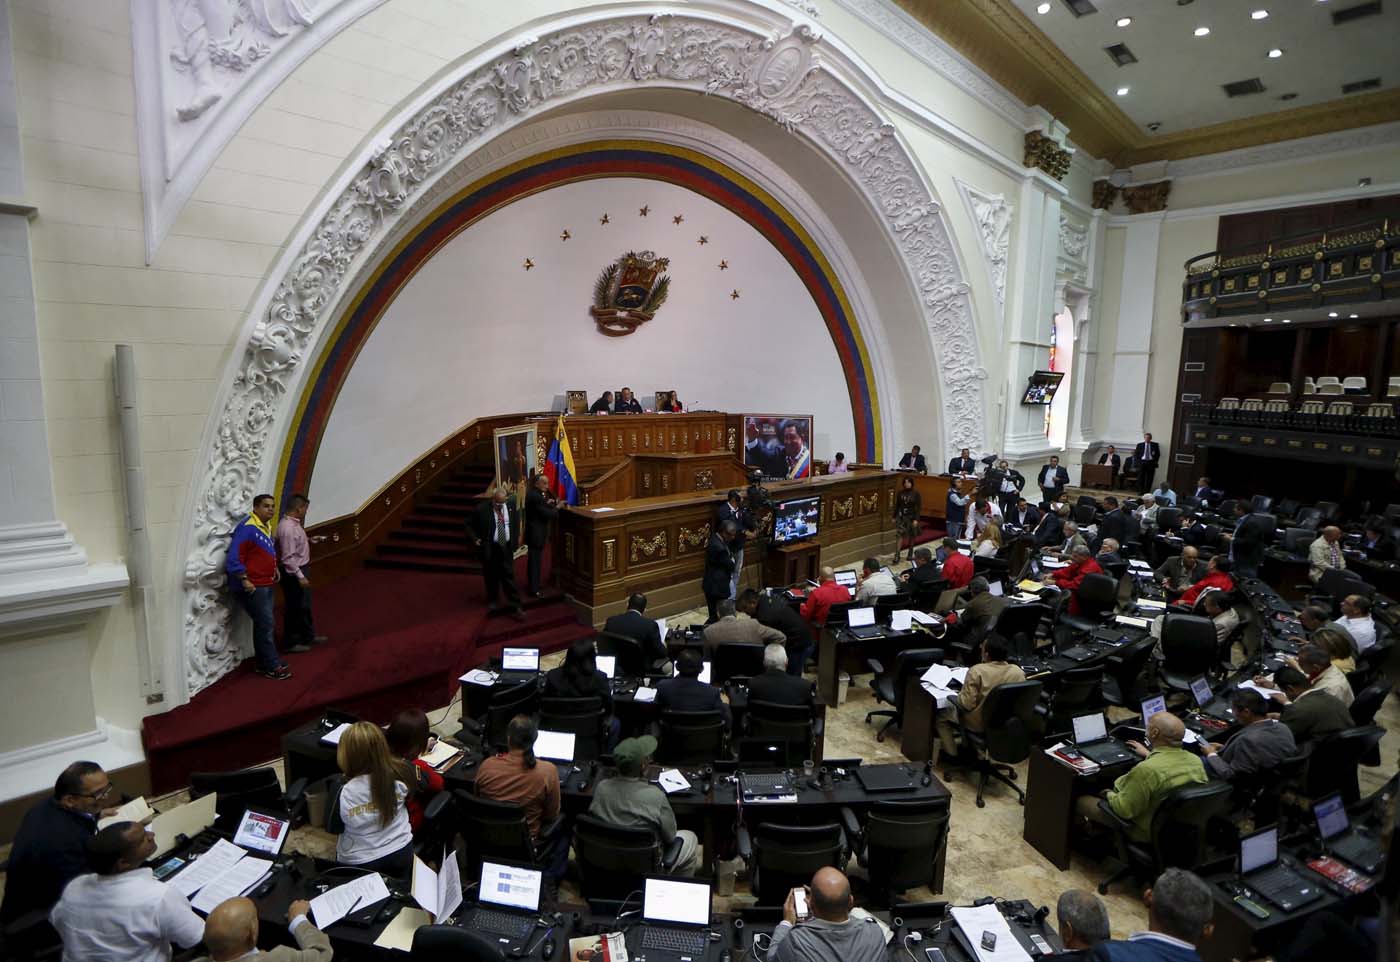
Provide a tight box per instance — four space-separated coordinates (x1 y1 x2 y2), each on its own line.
1194 25 1211 36
1264 317 1273 322
1282 319 1291 323
1117 86 1130 96
1252 9 1270 19
1117 16 1132 26
1350 314 1359 319
1037 2 1051 13
1328 312 1339 318
1268 48 1284 58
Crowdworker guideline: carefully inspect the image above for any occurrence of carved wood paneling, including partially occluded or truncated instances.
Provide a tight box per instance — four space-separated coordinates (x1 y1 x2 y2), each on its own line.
831 496 855 520
629 528 670 564
602 538 617 572
677 523 710 554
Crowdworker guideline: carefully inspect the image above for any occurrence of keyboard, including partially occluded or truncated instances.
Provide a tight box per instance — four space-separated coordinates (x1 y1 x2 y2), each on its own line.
1079 741 1135 765
741 773 795 795
1330 834 1383 873
1249 865 1305 902
474 908 536 939
1058 646 1094 661
642 927 709 955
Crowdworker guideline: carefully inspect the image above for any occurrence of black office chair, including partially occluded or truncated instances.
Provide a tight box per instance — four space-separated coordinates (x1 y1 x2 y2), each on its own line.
911 578 950 610
1350 640 1394 692
657 709 727 765
1100 559 1129 582
1311 568 1368 609
1155 508 1182 532
1094 781 1235 894
1159 614 1219 693
461 681 540 754
0 912 61 962
712 643 766 687
1314 501 1341 523
1076 495 1099 509
994 603 1049 658
1057 573 1119 636
454 792 564 875
572 813 685 902
1102 637 1159 707
1073 504 1097 526
411 925 506 962
865 647 945 742
596 631 654 678
540 695 607 760
843 797 950 906
746 699 819 763
1035 667 1105 734
1304 726 1386 805
1293 506 1323 530
947 613 996 667
189 767 308 829
826 600 860 626
736 821 847 907
943 679 1042 807
1349 681 1393 726
875 594 914 622
1280 527 1313 555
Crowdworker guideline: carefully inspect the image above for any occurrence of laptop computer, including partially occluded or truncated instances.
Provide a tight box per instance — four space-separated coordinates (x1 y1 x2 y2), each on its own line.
845 606 884 639
1057 645 1095 662
534 729 575 764
1070 712 1137 766
834 569 858 598
1240 826 1322 912
596 654 616 679
988 581 1005 597
1314 793 1385 875
739 771 797 802
499 647 540 682
232 809 291 857
637 876 712 962
1140 694 1167 721
466 860 544 944
855 766 917 793
1189 676 1234 721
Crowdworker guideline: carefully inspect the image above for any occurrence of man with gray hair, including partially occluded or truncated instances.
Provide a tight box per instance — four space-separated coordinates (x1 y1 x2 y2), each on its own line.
953 576 1008 625
1055 889 1110 959
1092 868 1212 960
747 642 814 707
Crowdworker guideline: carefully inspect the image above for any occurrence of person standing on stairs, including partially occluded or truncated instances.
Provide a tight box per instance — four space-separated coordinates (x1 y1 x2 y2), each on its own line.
276 492 328 652
467 483 526 621
525 474 559 598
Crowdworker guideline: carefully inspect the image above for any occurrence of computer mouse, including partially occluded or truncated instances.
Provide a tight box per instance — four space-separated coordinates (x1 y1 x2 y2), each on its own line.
542 938 556 958
921 774 932 787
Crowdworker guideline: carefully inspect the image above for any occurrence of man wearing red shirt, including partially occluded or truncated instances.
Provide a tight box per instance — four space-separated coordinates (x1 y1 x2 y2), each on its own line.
1178 556 1235 609
1045 545 1103 615
938 537 974 589
800 566 850 628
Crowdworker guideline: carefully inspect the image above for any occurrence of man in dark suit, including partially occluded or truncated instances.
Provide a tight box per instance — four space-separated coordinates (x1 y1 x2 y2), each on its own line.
614 387 644 414
1178 513 1210 548
902 546 943 590
747 643 814 706
703 520 737 623
1005 496 1040 530
1038 455 1070 503
524 475 558 597
657 648 731 729
984 459 1024 517
1032 504 1066 549
1360 522 1396 561
1094 496 1136 551
898 445 928 474
947 447 975 476
1133 433 1161 494
589 391 613 414
1097 445 1121 485
1225 501 1271 578
715 490 756 599
603 593 668 671
1191 476 1221 505
755 591 814 676
1 761 111 925
466 484 524 619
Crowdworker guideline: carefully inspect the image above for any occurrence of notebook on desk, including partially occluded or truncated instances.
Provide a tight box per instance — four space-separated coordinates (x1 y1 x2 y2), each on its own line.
1314 793 1385 875
845 606 884 639
1070 712 1136 766
1239 826 1322 912
855 766 917 793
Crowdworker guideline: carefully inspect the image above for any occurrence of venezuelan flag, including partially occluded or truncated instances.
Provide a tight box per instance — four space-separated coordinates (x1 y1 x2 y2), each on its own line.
543 414 579 505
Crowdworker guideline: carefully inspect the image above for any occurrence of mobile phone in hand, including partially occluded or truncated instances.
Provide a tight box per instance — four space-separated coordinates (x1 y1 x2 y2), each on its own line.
792 887 810 921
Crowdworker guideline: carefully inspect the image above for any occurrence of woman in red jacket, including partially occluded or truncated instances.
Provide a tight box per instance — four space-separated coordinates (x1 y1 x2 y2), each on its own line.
385 708 445 836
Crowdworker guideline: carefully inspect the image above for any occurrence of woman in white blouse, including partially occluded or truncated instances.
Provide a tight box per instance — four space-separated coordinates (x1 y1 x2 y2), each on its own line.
972 519 1003 558
335 721 416 879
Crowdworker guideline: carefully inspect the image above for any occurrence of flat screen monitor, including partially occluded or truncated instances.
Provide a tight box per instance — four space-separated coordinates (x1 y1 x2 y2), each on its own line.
233 809 290 856
1314 793 1349 840
502 647 539 672
1022 371 1065 405
773 496 820 544
534 730 575 763
480 861 543 912
834 570 858 588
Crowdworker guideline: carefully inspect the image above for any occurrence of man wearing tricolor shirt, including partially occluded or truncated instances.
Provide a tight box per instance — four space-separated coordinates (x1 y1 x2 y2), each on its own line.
780 419 811 479
226 494 290 680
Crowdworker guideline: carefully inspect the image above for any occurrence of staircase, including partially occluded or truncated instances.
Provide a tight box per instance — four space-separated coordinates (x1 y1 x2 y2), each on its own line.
365 462 495 573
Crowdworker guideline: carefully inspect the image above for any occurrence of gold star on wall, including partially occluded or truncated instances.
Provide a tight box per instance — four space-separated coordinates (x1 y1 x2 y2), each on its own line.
730 289 740 300
560 229 571 241
718 260 728 270
523 258 534 270
672 214 684 225
599 213 610 225
638 205 650 217
697 236 708 245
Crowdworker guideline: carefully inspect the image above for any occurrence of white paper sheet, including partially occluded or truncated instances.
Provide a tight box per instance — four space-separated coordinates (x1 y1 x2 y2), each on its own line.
1115 615 1150 628
98 796 155 830
950 904 1032 962
919 663 967 688
151 792 219 858
190 856 272 913
1041 559 1069 569
374 907 433 951
459 669 497 686
168 838 246 897
633 686 657 703
1181 728 1203 745
1136 599 1168 611
655 618 668 640
319 722 352 745
410 849 462 923
890 609 913 631
658 769 692 794
592 506 616 513
419 740 461 769
1238 679 1278 699
310 872 391 929
909 610 940 625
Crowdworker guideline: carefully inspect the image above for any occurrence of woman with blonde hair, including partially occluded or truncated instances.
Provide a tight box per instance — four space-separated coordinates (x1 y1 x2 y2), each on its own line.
1309 625 1357 674
335 721 416 877
972 519 1003 558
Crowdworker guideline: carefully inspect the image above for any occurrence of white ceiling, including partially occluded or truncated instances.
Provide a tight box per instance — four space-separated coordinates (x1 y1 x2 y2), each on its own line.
1009 0 1398 135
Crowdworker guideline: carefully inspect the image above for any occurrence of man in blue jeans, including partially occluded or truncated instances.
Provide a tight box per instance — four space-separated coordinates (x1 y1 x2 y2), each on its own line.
225 494 291 680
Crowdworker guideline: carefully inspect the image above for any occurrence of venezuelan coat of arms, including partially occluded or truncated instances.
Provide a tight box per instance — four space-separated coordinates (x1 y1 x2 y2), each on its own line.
590 250 671 337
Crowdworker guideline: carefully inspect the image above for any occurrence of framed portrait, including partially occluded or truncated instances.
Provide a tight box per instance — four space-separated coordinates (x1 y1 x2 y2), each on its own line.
742 414 814 481
493 425 539 493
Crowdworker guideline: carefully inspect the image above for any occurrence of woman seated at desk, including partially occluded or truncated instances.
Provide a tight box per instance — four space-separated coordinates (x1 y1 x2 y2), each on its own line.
385 708 446 839
335 721 415 879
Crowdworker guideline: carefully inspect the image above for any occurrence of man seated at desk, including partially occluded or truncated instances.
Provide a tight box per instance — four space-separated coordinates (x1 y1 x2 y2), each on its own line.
589 736 701 876
1176 513 1210 549
935 635 1026 763
603 592 669 672
1056 890 1111 962
1032 503 1067 549
1176 556 1234 609
1200 689 1296 782
1155 546 1203 596
197 896 328 962
1255 643 1354 709
1091 868 1214 962
747 644 815 707
1005 495 1040 530
614 387 644 414
704 596 785 652
1334 593 1377 653
476 715 563 864
951 576 1007 624
898 445 928 474
770 867 887 962
1308 526 1346 584
800 566 850 630
1358 520 1395 561
589 391 614 414
902 546 942 590
947 447 976 476
1200 591 1240 648
939 538 974 589
1043 545 1103 614
756 591 814 676
1267 665 1354 745
854 556 897 603
1076 713 1206 841
658 648 732 730
1046 521 1087 559
1095 538 1124 569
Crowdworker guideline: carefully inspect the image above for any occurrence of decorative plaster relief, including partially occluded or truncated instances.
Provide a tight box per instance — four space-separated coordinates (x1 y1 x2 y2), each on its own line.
954 179 1012 321
180 11 986 696
1058 213 1088 262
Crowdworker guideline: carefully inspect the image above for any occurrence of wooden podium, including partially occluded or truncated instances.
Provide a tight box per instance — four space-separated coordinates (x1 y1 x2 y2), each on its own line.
765 540 821 588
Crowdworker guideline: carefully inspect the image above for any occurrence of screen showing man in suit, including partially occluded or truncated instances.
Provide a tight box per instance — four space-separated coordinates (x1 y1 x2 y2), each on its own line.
743 415 813 480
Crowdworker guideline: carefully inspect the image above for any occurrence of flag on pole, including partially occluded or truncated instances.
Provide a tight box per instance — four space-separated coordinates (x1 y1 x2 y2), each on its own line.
543 415 579 505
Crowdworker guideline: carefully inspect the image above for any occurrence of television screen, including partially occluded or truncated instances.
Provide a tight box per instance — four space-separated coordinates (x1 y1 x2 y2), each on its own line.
773 496 820 544
743 415 814 480
1021 371 1065 405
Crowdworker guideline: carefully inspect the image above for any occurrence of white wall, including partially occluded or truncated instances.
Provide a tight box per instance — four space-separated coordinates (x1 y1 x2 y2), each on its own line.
309 177 854 522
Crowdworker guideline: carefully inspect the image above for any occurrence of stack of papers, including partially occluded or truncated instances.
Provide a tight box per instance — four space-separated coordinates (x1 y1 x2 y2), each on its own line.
633 686 658 703
1017 579 1046 593
950 904 1032 962
459 669 497 687
310 872 391 929
165 838 273 914
1011 592 1042 603
890 609 913 631
411 849 462 923
319 723 352 745
98 796 155 830
374 908 434 951
919 663 969 708
908 610 940 625
1115 615 1151 628
1041 559 1069 570
419 740 462 769
1136 599 1167 611
1238 679 1277 699
169 839 247 897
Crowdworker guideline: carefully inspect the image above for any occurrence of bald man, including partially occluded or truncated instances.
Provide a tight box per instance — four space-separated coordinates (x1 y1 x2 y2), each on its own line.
770 867 887 962
195 897 329 962
800 566 850 629
1075 712 1207 841
1307 526 1346 584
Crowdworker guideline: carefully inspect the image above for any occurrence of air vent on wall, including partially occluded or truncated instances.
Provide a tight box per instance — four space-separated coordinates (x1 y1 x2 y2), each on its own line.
1332 1 1382 25
1104 43 1138 66
1342 77 1382 94
1222 78 1266 98
1060 0 1099 15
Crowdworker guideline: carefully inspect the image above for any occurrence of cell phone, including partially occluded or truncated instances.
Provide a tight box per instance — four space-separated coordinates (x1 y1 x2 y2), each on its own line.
924 950 947 962
152 856 185 880
980 931 997 952
1028 934 1052 956
792 887 810 921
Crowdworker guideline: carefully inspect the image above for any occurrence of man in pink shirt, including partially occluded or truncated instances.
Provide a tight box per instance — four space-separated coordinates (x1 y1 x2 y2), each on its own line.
276 493 327 652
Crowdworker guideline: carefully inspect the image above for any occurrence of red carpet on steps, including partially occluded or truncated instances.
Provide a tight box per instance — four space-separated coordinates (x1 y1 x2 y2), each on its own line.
142 552 593 792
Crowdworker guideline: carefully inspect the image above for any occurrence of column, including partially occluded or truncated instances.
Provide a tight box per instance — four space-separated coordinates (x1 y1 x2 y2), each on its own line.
1001 175 1064 457
1101 211 1165 444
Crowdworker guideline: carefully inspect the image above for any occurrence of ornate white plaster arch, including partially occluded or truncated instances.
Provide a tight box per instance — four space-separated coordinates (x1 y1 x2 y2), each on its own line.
176 5 988 696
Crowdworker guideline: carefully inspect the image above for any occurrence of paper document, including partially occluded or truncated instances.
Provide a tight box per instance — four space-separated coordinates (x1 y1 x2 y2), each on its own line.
410 849 463 923
890 609 913 631
1136 599 1167 611
151 792 219 858
310 872 391 929
1181 728 1203 745
591 506 616 512
1128 559 1152 569
633 686 657 703
419 740 461 769
658 769 692 794
191 856 272 914
950 904 1032 962
1115 615 1150 628
459 669 497 686
1011 593 1041 603
99 796 155 830
374 907 434 951
919 663 967 689
320 723 352 745
908 610 940 625
1238 679 1278 699
655 618 668 640
1041 559 1069 569
168 838 246 897
1017 579 1046 593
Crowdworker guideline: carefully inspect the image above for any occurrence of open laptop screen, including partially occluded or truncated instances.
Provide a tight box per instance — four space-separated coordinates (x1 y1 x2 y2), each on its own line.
1240 827 1277 873
596 655 616 679
1189 676 1215 708
1314 793 1349 841
534 730 575 763
502 647 539 672
988 581 1004 597
480 861 542 912
847 607 876 628
834 570 858 588
233 809 290 856
1071 713 1107 745
1140 695 1167 720
643 877 711 926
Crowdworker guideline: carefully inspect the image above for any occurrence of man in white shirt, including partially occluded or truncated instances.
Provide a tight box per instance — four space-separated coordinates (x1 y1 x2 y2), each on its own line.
854 557 897 603
1334 593 1378 653
51 822 204 962
963 496 1003 540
